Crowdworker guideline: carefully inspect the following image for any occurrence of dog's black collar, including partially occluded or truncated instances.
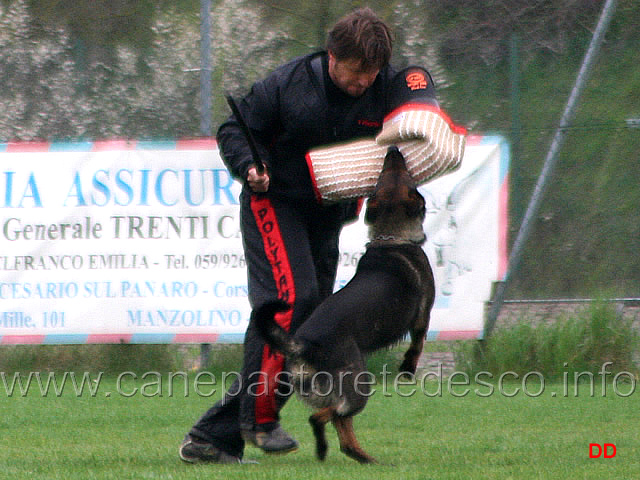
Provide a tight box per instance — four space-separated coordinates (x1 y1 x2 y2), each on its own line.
366 234 426 248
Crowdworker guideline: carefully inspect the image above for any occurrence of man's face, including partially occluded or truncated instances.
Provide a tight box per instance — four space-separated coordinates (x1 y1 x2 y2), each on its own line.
328 52 380 97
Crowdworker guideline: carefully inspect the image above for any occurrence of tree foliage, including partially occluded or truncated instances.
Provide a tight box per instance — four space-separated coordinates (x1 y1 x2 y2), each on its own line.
424 0 603 67
0 0 201 139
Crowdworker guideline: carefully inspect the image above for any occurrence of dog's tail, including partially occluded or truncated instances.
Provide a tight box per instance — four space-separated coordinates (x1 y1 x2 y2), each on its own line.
255 300 305 358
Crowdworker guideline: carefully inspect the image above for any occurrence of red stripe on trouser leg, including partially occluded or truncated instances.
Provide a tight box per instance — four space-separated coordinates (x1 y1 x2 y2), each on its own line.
250 196 296 425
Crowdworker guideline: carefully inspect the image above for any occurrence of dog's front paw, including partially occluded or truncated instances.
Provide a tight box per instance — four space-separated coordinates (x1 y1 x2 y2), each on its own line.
398 358 417 377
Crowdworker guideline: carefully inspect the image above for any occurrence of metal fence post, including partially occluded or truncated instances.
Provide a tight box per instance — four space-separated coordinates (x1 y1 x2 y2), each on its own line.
484 0 619 339
200 0 212 137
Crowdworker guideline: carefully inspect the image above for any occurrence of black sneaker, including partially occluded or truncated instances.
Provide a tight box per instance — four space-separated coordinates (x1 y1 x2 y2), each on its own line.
241 426 299 454
179 435 242 464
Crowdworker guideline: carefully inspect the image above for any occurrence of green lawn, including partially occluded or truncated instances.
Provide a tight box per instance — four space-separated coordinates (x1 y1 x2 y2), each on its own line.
1 374 638 479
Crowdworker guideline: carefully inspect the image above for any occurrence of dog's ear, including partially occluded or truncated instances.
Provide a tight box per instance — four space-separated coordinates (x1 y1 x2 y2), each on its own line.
405 189 426 219
364 197 379 224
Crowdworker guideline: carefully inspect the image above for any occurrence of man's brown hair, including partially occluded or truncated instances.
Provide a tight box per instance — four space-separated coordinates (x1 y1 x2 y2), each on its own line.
326 7 393 71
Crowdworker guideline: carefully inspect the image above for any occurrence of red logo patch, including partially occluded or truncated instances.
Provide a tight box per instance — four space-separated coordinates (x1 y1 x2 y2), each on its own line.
406 72 428 91
358 119 381 128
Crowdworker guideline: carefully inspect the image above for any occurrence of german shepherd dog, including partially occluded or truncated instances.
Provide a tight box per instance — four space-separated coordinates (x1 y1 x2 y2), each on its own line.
256 146 435 463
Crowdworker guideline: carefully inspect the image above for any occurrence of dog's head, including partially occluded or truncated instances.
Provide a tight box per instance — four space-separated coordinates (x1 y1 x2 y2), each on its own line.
365 146 426 245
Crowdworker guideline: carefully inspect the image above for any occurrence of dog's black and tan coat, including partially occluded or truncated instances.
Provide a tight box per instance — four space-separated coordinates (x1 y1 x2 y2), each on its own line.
256 146 436 463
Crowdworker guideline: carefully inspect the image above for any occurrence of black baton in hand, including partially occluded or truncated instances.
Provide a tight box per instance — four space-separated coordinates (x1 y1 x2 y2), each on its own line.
225 94 265 175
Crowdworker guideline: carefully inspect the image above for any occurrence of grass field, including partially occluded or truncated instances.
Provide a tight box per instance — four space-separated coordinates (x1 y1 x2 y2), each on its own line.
1 372 638 480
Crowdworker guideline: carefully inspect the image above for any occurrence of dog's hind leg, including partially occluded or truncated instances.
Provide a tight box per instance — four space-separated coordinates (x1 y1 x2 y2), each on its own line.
332 415 378 464
309 407 334 461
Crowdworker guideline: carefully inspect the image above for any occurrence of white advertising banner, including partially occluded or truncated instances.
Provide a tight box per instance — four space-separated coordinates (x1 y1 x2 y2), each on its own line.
0 136 507 344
